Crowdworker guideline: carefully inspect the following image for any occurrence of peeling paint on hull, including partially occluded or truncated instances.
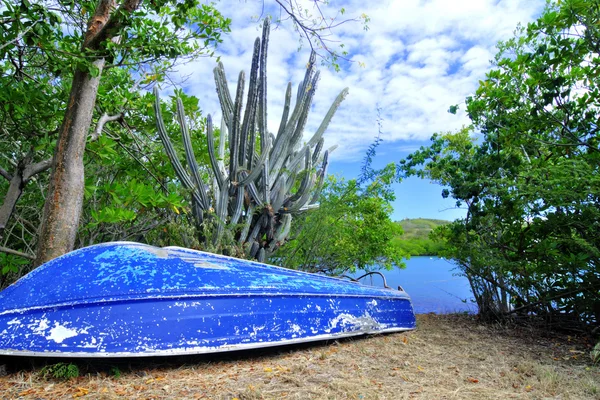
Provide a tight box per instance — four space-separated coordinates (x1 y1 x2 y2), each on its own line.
0 242 416 357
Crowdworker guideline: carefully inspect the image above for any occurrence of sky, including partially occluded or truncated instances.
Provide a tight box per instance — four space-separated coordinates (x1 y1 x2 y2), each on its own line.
173 0 547 222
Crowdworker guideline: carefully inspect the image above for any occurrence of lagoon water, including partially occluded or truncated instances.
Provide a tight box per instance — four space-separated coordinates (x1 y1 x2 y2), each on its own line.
357 257 476 314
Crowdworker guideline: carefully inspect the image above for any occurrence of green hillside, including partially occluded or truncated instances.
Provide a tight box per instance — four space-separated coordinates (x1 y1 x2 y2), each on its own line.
393 218 450 257
397 218 450 240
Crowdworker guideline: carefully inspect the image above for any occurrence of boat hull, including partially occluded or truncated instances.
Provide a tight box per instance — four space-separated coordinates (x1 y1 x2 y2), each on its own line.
0 243 415 357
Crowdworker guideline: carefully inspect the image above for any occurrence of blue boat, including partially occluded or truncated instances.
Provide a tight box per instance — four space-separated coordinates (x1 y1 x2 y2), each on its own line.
0 242 415 357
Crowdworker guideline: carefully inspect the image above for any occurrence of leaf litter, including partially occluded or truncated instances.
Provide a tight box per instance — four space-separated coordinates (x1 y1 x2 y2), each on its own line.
0 314 598 399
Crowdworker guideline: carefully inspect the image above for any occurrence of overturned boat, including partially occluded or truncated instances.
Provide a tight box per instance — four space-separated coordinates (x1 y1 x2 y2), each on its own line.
0 242 415 357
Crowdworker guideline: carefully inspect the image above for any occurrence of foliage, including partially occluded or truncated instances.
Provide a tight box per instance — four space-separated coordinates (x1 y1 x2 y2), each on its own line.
0 0 230 276
397 219 450 240
592 343 600 365
392 219 449 256
275 164 406 275
110 366 121 379
397 219 448 252
39 362 80 380
397 0 600 328
155 20 347 261
275 133 405 275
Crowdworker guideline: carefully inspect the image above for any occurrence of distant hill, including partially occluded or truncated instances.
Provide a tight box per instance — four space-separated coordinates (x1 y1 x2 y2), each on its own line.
397 218 450 240
393 218 451 256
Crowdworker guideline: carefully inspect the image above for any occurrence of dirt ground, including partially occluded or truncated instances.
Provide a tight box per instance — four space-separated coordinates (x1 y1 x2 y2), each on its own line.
0 314 598 399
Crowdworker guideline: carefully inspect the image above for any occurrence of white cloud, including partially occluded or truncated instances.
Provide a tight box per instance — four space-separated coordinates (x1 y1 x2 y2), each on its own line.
171 0 545 161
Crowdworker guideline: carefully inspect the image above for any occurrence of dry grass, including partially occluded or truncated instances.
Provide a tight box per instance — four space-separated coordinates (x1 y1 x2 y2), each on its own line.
0 314 598 399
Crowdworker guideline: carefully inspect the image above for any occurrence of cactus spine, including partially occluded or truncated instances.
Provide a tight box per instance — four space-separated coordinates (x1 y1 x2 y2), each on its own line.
154 19 348 259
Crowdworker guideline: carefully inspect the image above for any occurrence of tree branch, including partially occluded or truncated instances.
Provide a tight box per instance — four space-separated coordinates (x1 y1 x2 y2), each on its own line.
23 158 52 181
91 112 123 141
0 245 35 260
0 18 42 51
0 157 52 233
0 166 12 181
273 0 359 64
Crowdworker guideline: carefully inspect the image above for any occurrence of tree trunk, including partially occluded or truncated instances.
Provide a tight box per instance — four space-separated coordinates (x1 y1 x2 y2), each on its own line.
34 0 141 266
34 60 105 266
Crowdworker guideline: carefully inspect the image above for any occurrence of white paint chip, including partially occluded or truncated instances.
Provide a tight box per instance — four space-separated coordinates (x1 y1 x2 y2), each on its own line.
47 324 78 343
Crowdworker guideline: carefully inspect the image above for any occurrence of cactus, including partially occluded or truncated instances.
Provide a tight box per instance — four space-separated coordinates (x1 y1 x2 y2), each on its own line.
154 19 348 259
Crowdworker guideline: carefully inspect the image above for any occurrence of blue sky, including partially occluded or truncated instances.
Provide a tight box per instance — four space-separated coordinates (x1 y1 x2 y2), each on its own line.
174 0 547 222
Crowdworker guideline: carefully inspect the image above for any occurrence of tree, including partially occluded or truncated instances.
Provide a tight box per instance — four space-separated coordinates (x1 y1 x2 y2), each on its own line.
28 1 230 266
271 0 370 70
398 0 600 328
276 163 405 275
0 0 230 266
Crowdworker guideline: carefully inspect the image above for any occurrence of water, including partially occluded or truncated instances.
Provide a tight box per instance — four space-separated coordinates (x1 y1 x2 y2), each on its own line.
356 257 477 314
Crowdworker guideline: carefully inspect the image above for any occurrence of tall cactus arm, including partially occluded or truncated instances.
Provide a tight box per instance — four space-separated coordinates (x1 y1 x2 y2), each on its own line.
267 213 292 253
191 201 205 224
239 38 261 169
286 149 312 204
248 214 266 243
247 109 257 169
218 118 227 175
153 88 205 211
270 77 313 186
270 171 286 201
289 71 320 151
320 149 330 176
273 62 316 164
286 66 315 138
177 97 210 210
270 82 292 164
262 160 270 204
248 241 260 258
229 70 245 181
268 141 291 188
296 203 320 212
214 63 234 127
304 144 311 170
286 174 317 213
298 51 316 102
286 144 310 173
238 204 255 245
240 171 263 206
257 19 270 153
269 121 292 172
213 179 230 245
307 88 349 148
236 148 269 186
274 214 292 243
310 150 329 204
314 144 336 166
276 83 292 139
257 82 267 153
206 114 227 190
269 166 289 200
230 185 245 226
312 137 324 165
257 248 266 263
271 183 288 212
